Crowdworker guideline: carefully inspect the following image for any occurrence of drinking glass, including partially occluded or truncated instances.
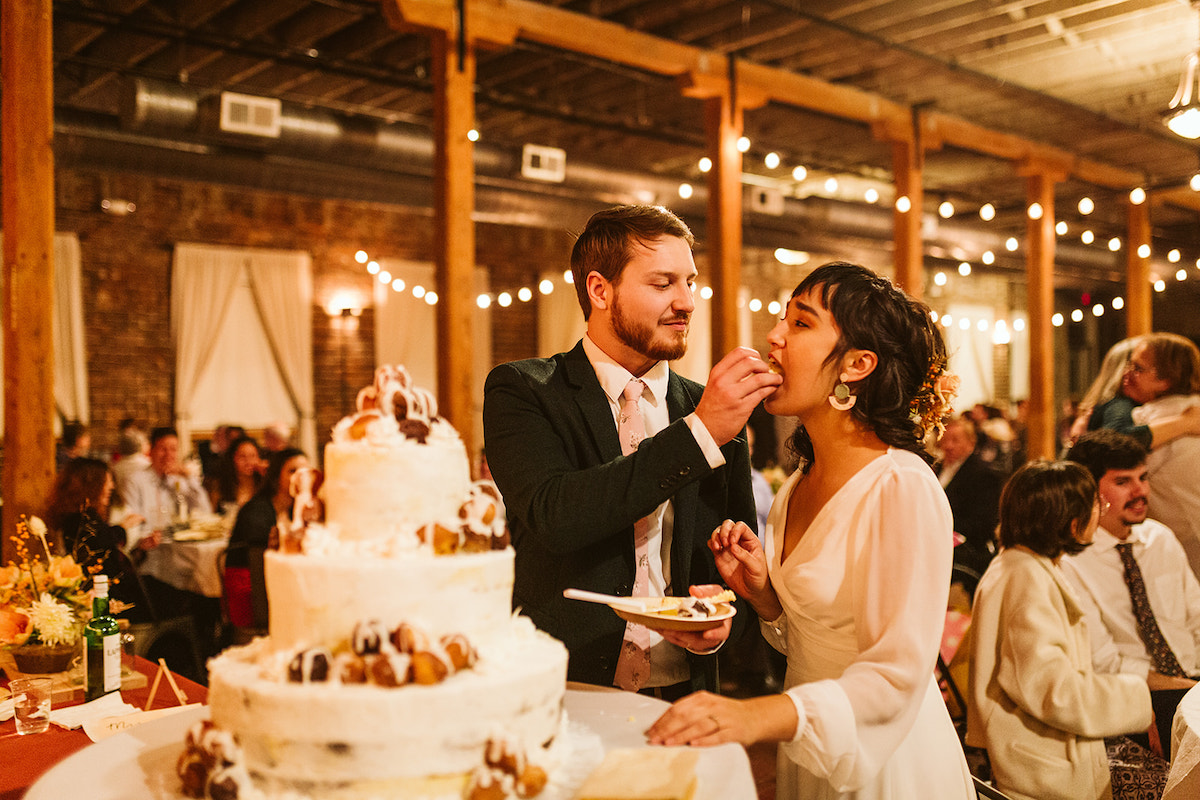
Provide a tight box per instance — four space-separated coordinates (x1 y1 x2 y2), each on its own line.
11 677 53 735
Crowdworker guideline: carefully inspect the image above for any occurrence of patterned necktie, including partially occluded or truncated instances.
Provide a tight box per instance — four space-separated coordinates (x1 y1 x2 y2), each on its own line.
1116 542 1187 677
613 378 653 691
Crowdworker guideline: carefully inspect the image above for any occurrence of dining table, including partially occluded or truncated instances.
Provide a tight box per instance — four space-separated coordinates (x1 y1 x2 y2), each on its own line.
2 672 757 800
1 655 207 800
138 512 233 598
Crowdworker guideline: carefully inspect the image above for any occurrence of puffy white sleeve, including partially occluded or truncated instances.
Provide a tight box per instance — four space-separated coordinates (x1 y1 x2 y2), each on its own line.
780 461 953 791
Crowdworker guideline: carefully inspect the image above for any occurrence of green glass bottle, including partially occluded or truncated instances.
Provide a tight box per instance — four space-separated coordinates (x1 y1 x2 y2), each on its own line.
85 574 121 701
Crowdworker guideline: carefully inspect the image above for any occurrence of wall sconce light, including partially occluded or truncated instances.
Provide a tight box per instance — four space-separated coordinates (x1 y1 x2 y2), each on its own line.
100 198 136 216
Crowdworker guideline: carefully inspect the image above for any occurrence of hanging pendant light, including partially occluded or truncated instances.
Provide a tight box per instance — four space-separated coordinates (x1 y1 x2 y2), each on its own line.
1165 23 1200 140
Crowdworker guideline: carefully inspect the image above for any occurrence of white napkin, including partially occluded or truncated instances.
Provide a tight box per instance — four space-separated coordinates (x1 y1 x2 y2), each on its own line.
50 691 140 730
0 696 12 722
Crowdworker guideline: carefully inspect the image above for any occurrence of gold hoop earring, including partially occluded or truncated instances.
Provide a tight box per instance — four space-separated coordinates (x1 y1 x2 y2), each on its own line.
829 373 856 411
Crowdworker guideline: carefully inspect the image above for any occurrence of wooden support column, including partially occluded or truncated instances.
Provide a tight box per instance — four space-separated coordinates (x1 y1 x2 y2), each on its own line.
889 138 925 298
1125 200 1152 337
1022 169 1061 461
2 0 57 561
703 93 743 362
681 70 767 362
430 31 476 448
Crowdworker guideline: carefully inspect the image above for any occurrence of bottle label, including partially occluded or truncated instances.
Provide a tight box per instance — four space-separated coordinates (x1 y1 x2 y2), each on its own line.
102 633 121 692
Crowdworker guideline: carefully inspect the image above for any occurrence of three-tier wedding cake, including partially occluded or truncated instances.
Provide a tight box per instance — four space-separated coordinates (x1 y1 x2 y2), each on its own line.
178 366 568 800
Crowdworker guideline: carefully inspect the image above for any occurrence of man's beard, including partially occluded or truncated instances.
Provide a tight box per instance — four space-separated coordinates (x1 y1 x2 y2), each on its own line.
612 295 688 362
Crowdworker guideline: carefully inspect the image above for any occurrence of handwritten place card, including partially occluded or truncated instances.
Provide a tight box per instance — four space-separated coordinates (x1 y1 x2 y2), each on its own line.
82 703 203 742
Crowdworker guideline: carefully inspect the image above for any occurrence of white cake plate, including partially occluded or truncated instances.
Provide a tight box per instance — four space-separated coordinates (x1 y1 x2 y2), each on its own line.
26 687 757 800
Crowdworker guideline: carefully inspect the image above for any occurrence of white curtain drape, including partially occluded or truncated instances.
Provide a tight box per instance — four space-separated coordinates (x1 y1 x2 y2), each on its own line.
0 232 89 438
172 244 314 455
247 252 316 457
375 260 492 455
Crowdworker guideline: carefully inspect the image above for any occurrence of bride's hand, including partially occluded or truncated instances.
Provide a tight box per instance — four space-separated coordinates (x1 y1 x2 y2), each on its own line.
708 520 771 600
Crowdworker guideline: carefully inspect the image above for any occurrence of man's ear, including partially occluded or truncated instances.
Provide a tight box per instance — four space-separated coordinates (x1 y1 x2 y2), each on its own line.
843 349 878 382
586 271 612 312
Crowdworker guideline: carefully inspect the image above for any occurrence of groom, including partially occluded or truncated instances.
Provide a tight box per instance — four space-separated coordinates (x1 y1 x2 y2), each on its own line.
483 204 779 699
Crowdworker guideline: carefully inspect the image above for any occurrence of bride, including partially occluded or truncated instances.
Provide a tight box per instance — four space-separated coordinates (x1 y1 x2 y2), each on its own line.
647 262 974 799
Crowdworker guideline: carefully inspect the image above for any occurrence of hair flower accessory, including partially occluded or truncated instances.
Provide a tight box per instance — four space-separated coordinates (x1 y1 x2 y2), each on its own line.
910 359 958 439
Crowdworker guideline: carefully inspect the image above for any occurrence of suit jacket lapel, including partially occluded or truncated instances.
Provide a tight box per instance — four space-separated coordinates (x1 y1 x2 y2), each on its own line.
563 341 622 463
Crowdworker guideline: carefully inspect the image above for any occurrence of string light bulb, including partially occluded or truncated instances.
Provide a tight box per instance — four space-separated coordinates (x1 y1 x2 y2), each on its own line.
979 203 996 221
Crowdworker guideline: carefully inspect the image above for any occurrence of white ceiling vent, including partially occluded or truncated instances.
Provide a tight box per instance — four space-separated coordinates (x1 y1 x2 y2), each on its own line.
219 92 282 138
521 143 567 183
747 185 785 216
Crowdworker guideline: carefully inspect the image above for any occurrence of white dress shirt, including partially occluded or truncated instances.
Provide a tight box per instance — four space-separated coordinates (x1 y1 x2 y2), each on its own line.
1133 393 1200 579
582 334 724 687
121 465 213 550
1062 519 1200 678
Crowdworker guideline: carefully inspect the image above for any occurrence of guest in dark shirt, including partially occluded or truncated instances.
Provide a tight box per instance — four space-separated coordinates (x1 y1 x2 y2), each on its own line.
225 447 308 628
937 417 1002 585
44 457 153 622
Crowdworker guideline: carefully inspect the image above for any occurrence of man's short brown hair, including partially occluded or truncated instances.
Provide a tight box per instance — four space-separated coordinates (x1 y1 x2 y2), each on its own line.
569 205 694 320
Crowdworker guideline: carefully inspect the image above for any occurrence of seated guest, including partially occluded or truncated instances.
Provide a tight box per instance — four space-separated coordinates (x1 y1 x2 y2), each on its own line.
56 420 92 471
967 460 1153 800
111 424 150 500
936 416 1002 584
44 457 152 622
1129 334 1200 576
1062 429 1200 757
1089 332 1200 450
261 421 293 454
121 426 213 552
207 434 263 514
225 447 308 629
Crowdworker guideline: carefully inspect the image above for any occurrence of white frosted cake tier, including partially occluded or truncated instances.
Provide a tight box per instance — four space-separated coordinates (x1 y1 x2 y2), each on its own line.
321 423 472 544
265 549 514 651
206 621 568 793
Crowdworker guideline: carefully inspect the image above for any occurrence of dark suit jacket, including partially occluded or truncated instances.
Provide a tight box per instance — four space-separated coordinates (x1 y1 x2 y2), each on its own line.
941 453 1002 580
483 341 756 690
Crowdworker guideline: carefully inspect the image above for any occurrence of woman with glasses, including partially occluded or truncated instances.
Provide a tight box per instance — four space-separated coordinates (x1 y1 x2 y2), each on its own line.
1087 332 1200 449
968 460 1155 800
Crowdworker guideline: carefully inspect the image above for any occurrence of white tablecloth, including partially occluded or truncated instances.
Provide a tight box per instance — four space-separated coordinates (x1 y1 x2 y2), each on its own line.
1165 683 1200 799
139 534 228 598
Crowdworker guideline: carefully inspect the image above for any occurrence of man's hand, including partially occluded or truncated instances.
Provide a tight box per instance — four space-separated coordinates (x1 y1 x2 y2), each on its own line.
694 347 781 445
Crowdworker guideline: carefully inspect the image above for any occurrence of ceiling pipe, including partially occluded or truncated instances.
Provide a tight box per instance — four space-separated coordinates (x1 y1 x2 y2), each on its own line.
65 78 1132 279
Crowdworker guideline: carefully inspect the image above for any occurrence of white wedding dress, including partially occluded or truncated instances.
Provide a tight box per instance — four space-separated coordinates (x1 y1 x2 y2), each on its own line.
761 448 974 799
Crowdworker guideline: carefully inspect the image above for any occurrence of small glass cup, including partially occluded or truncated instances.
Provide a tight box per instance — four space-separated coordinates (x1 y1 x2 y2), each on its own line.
11 677 53 735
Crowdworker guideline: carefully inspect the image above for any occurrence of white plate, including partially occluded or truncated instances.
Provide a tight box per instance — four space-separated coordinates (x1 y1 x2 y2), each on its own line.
26 690 756 800
614 603 736 631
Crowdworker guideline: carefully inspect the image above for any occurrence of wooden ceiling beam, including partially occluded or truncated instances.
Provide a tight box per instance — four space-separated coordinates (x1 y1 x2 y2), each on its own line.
383 0 1148 190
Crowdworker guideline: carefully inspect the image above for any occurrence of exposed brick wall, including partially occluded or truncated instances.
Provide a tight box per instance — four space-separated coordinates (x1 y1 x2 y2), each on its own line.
52 168 569 459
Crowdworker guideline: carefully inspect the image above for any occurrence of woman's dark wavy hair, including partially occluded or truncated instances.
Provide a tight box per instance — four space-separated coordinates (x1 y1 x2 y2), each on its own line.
998 460 1096 559
787 262 948 470
251 447 307 504
217 435 262 503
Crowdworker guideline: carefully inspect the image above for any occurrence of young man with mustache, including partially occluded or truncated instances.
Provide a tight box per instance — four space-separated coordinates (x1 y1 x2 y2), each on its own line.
483 204 780 698
1062 428 1200 756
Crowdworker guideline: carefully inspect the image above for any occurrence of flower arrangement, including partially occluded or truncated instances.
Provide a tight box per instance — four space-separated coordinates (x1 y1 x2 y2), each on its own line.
0 515 91 650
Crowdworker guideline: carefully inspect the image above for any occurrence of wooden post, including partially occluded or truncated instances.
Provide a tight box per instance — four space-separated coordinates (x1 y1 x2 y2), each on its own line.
703 93 744 363
1125 200 1152 337
430 30 477 449
2 0 57 562
1023 170 1060 460
889 137 925 299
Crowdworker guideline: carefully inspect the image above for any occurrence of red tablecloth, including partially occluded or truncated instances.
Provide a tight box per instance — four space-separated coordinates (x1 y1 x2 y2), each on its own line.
0 656 207 800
